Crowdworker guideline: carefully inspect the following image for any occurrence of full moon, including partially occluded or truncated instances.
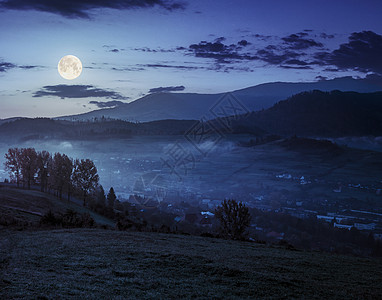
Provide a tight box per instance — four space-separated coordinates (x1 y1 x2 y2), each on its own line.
58 55 82 80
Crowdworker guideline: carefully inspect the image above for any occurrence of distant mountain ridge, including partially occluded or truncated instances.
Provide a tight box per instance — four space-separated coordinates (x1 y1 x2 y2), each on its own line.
55 76 382 122
1 90 382 141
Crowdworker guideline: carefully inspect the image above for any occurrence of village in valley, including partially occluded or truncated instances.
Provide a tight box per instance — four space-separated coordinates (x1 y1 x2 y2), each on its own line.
78 145 382 246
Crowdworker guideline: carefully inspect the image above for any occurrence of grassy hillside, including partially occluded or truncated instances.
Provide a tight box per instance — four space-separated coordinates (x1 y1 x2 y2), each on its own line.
1 183 382 298
0 184 114 228
0 229 381 299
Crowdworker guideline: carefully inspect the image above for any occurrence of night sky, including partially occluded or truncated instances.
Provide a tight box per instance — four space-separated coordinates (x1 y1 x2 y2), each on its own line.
0 0 381 118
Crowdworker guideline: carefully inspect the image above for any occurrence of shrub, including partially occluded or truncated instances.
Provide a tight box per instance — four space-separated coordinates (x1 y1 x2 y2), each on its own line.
40 209 95 228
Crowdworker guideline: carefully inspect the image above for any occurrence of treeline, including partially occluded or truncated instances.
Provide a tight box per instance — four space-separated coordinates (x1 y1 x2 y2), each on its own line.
245 90 382 137
4 147 99 206
0 118 196 142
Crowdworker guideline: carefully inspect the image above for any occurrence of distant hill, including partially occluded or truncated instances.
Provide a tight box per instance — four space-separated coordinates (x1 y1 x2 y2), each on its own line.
0 118 196 142
56 76 382 122
0 117 22 126
234 90 382 137
1 90 382 141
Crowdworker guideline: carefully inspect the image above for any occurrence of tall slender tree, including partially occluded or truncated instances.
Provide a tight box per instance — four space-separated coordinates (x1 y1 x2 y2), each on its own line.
50 153 73 200
37 150 51 192
19 148 38 189
97 185 106 208
107 187 117 209
72 159 99 206
4 148 22 187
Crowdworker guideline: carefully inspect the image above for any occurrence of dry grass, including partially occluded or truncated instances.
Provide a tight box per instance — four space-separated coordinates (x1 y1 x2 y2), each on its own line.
1 228 381 299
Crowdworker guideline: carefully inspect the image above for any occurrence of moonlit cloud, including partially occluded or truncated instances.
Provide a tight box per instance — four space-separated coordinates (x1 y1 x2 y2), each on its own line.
0 61 15 72
316 31 382 75
33 85 127 100
281 33 324 50
149 85 185 93
0 60 41 72
89 100 126 108
181 31 382 74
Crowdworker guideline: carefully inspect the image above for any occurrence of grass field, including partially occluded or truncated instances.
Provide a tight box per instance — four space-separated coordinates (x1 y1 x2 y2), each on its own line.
1 228 382 299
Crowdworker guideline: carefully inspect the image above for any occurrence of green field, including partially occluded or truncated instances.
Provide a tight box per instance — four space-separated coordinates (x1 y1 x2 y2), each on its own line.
1 228 382 299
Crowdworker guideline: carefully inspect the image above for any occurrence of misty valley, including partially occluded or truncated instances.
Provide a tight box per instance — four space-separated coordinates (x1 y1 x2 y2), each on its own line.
1 98 382 257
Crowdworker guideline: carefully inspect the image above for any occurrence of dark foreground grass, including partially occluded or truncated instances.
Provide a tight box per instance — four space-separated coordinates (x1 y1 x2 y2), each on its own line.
0 229 381 299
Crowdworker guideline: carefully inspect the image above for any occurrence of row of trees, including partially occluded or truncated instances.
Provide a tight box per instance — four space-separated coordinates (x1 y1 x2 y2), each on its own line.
4 148 99 206
3 148 253 240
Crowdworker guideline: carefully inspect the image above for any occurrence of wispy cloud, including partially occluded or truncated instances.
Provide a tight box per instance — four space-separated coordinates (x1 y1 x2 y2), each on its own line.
0 61 15 72
132 47 176 53
0 60 40 72
149 85 185 93
139 64 199 70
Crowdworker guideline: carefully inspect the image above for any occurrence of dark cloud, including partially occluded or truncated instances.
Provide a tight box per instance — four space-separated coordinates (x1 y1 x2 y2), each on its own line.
89 100 125 108
283 59 309 66
280 65 312 70
320 33 335 39
184 32 323 68
188 40 258 62
316 75 328 81
238 40 250 46
179 31 382 74
33 85 127 99
317 31 382 74
111 66 146 72
0 0 185 18
0 61 15 72
19 65 39 69
282 33 323 50
256 49 302 65
0 60 41 72
250 33 272 41
281 59 312 69
208 65 254 73
109 49 119 53
149 85 185 93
